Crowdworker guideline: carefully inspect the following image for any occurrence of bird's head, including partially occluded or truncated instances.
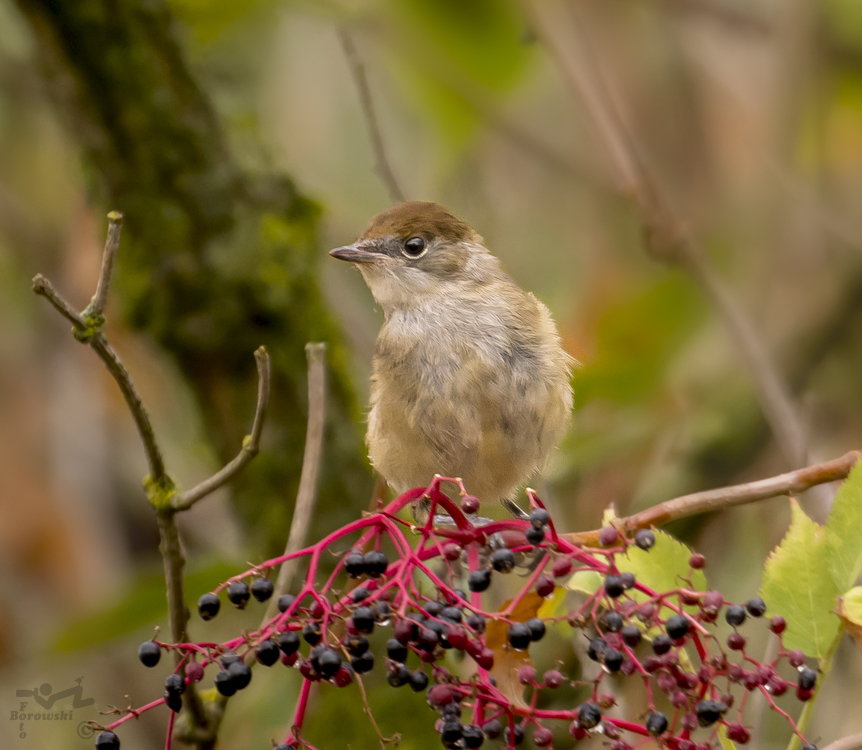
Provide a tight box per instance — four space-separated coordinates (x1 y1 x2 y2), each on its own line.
330 201 500 311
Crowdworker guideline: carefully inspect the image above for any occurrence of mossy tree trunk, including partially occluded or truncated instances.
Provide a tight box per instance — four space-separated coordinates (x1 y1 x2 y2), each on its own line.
15 0 369 551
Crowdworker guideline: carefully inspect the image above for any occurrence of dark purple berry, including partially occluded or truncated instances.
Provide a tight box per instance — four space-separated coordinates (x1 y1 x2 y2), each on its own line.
529 508 550 528
303 622 322 645
645 711 668 736
491 548 516 573
665 614 690 640
468 569 491 592
689 553 706 569
798 667 817 691
346 634 369 656
603 649 623 672
535 575 555 597
226 581 250 609
364 550 388 578
508 623 532 650
95 731 120 750
164 689 182 712
197 593 220 620
599 526 619 546
387 638 408 662
587 637 608 662
482 719 502 739
256 639 280 666
138 641 161 667
526 617 546 641
278 631 301 655
467 613 486 634
603 611 624 633
725 604 747 627
695 699 723 726
440 720 463 745
441 606 462 623
503 724 525 746
577 702 601 729
351 651 374 673
277 594 295 613
409 670 429 692
352 587 371 603
463 724 485 748
344 551 367 578
745 597 766 617
318 649 342 678
621 624 642 648
214 670 236 696
351 606 375 634
251 577 274 602
635 529 655 550
165 673 185 694
525 526 545 546
652 634 673 655
788 649 806 668
227 661 252 690
604 574 625 598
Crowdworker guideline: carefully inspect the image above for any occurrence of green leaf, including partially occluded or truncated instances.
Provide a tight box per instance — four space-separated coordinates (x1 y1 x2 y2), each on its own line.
616 528 707 608
760 500 841 660
566 570 603 596
825 460 862 591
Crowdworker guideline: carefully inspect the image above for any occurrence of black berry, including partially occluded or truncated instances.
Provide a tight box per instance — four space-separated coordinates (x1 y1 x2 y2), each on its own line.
165 673 185 695
490 548 515 573
344 551 367 578
214 670 236 696
364 550 389 578
645 711 668 736
303 622 322 645
508 623 532 650
621 624 642 648
482 719 502 739
695 699 724 726
318 649 342 678
467 613 486 634
526 617 546 641
95 731 120 750
798 667 817 691
652 634 673 655
226 581 250 609
635 529 656 550
441 720 463 745
665 614 690 640
346 635 370 657
387 638 408 662
529 508 550 528
197 593 220 621
468 569 491 592
603 611 624 633
278 631 301 655
725 604 747 627
587 637 608 662
227 661 252 690
577 702 601 729
745 597 766 617
525 526 545 546
277 594 295 613
251 577 274 602
604 574 625 598
409 670 429 692
351 651 375 673
138 641 161 668
603 649 623 672
351 606 375 634
462 724 485 748
503 724 525 746
442 606 462 623
256 639 280 666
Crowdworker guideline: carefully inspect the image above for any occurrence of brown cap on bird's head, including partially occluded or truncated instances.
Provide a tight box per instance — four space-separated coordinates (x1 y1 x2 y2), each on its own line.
360 201 475 244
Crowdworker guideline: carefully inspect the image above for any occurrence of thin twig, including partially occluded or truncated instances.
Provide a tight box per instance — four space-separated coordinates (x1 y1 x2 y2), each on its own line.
32 229 168 483
173 347 272 510
86 211 123 319
820 733 862 750
521 0 809 469
564 450 860 545
338 28 406 204
264 343 328 622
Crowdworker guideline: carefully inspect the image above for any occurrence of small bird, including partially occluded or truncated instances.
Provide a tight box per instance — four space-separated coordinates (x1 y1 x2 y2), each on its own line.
331 201 573 517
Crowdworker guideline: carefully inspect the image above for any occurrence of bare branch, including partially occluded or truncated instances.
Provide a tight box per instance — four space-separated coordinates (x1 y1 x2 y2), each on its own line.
264 343 327 622
86 211 123 319
32 216 168 483
339 28 406 204
564 451 860 546
173 346 272 510
521 0 809 469
32 274 88 328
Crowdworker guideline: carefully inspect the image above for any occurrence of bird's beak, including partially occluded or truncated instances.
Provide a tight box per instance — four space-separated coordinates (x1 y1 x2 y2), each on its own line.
329 243 378 264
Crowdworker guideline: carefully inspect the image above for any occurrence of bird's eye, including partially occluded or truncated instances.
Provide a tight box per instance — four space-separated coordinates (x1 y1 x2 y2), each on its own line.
402 236 427 258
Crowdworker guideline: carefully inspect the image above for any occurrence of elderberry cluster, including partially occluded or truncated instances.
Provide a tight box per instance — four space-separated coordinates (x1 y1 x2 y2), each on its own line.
95 487 819 750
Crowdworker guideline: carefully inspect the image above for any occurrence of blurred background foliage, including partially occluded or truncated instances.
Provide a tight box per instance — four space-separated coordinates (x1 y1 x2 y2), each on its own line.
1 0 862 747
